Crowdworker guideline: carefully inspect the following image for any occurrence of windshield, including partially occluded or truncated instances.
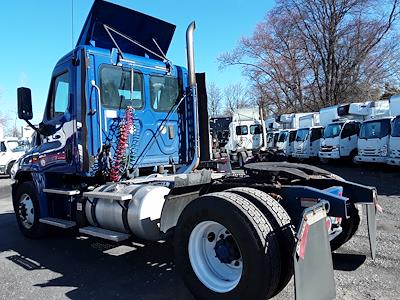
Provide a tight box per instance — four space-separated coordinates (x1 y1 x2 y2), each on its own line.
250 124 262 135
100 65 144 109
296 129 309 141
392 117 400 137
278 131 288 142
359 119 391 139
323 123 343 138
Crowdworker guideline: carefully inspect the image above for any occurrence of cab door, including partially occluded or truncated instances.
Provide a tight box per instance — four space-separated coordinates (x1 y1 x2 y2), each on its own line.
37 60 77 173
340 122 360 156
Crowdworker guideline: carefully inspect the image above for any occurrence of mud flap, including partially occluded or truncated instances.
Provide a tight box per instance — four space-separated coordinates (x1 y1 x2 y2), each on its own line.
294 202 335 300
366 203 377 260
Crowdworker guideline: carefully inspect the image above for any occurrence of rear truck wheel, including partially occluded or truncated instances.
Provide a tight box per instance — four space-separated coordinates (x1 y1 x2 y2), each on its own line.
174 192 281 300
225 187 295 296
13 181 48 239
350 150 360 165
6 160 15 176
330 203 361 251
238 152 245 168
319 157 329 164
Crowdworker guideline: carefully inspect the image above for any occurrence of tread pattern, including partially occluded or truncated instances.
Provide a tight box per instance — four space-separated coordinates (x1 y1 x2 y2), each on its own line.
208 192 282 298
225 187 295 296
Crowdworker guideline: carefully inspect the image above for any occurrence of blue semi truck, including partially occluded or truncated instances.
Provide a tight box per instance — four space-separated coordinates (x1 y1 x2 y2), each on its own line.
12 1 378 299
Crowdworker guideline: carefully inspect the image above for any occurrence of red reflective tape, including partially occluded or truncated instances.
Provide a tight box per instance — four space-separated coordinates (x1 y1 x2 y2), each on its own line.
325 218 331 230
297 223 310 260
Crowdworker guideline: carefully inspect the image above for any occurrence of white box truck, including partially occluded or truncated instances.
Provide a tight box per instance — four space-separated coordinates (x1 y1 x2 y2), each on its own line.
354 100 392 164
319 104 365 162
293 113 323 160
275 113 311 158
387 95 400 166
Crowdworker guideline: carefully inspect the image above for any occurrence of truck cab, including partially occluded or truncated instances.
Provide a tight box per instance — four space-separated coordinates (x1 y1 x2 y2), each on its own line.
0 138 26 176
319 120 361 162
225 120 263 165
266 130 279 149
293 126 324 159
387 115 400 166
354 117 392 164
276 129 297 157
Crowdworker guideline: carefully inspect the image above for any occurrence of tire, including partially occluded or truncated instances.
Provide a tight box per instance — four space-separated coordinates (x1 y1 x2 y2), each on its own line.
13 181 48 239
6 160 15 176
225 187 295 296
237 153 244 168
350 149 360 165
330 203 361 251
319 157 329 164
174 192 281 300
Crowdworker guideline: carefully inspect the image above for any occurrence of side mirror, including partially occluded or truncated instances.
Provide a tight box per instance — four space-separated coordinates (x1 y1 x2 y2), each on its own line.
17 87 33 120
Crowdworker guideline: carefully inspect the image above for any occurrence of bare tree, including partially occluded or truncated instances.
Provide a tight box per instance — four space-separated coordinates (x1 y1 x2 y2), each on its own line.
223 83 249 115
207 82 223 117
219 0 400 114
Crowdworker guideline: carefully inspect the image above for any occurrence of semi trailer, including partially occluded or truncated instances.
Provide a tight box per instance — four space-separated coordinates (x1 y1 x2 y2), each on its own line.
12 1 378 299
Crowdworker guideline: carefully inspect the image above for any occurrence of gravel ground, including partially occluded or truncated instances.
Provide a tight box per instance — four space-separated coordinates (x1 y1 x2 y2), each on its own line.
0 163 399 299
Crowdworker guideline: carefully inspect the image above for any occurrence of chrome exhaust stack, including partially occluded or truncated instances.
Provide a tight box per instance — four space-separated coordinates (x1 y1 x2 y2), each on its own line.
186 21 196 87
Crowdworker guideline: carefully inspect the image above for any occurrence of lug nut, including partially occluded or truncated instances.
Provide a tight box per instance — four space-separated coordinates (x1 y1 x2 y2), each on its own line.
207 232 215 242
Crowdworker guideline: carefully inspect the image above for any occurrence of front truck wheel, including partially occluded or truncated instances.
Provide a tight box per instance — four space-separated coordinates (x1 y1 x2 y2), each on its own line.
13 181 48 239
174 192 281 300
225 187 295 297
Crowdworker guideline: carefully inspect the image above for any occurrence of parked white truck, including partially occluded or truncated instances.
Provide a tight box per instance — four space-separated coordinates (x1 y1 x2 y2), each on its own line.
354 100 392 164
319 104 365 162
275 113 311 158
0 137 26 176
225 108 264 166
293 113 323 160
387 95 400 166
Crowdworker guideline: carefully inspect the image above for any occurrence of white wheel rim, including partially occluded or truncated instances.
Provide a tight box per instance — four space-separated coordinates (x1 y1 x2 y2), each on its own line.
188 221 243 293
18 194 35 229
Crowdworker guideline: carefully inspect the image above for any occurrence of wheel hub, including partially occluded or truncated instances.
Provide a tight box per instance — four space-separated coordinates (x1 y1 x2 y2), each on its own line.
214 235 241 264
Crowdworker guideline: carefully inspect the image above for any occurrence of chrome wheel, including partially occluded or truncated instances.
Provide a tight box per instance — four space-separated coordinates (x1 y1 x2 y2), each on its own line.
188 221 243 293
18 193 35 229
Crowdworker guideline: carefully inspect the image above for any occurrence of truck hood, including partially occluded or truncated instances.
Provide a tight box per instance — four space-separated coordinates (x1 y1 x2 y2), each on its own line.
77 0 176 60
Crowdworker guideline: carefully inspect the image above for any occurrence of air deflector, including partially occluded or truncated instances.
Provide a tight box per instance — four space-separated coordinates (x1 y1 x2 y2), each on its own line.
76 0 176 60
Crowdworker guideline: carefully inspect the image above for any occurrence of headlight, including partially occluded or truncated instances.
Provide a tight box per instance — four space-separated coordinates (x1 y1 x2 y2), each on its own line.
331 145 339 150
380 145 388 156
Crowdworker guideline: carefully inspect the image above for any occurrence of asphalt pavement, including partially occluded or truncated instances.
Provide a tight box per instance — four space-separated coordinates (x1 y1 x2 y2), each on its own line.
0 164 399 300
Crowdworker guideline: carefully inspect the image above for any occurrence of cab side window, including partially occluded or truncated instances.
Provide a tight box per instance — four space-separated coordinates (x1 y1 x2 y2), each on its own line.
48 72 69 119
341 123 359 139
0 142 6 152
310 128 323 142
236 125 248 135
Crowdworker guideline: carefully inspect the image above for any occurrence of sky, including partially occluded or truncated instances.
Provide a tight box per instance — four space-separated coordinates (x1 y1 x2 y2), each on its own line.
0 0 275 128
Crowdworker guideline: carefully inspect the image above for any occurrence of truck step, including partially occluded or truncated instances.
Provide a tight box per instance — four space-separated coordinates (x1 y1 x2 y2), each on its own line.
79 226 130 242
39 217 76 229
43 188 80 196
82 191 132 201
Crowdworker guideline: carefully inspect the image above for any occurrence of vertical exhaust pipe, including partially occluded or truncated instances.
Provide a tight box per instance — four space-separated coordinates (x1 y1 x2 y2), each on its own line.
186 21 196 87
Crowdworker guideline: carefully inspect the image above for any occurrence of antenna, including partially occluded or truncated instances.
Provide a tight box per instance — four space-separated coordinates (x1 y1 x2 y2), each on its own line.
71 0 74 49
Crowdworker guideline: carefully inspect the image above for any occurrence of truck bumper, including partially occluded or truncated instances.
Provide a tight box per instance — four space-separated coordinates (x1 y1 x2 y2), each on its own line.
319 150 340 159
354 155 387 163
293 153 310 159
387 157 400 166
0 165 6 175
